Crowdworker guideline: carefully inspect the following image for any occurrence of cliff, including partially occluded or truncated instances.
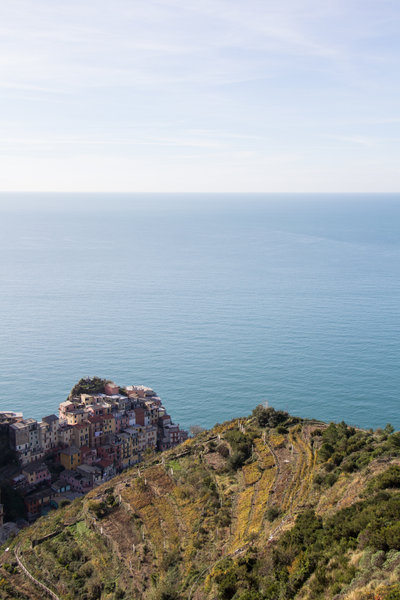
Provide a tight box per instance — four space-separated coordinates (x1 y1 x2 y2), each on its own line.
1 406 400 600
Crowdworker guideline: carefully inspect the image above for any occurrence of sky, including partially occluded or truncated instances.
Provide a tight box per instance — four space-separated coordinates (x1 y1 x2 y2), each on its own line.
0 0 400 193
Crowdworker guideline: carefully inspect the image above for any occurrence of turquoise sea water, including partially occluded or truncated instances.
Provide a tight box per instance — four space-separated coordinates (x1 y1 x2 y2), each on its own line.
0 194 399 430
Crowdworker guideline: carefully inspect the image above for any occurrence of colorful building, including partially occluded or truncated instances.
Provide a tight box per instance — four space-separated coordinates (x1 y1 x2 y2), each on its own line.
60 446 81 470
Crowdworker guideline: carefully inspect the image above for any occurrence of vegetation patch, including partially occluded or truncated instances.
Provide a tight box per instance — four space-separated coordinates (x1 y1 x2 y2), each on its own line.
4 412 400 600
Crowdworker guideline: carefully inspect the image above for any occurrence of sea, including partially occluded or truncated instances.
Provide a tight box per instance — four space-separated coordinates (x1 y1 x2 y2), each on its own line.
0 193 399 431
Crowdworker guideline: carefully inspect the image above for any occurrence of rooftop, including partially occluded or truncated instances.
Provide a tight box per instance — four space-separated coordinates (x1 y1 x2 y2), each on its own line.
0 410 23 419
123 427 139 437
60 446 80 456
98 458 113 468
51 479 67 489
77 464 101 475
10 420 28 430
58 423 72 430
22 462 49 474
88 415 106 424
24 487 54 502
42 414 59 423
59 400 75 407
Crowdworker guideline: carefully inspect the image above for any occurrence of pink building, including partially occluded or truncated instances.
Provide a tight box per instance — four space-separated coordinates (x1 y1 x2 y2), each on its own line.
104 382 119 395
97 444 117 463
114 412 130 433
60 470 92 493
80 445 97 465
22 462 51 486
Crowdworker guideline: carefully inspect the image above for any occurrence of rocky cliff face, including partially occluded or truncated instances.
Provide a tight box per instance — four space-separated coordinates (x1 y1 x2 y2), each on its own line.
2 408 400 600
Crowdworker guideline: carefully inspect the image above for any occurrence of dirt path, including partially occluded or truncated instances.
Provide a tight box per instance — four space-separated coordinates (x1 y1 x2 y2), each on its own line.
15 545 61 600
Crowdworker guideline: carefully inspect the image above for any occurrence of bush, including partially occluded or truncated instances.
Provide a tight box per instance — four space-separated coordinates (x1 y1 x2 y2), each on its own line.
160 549 180 571
317 422 376 476
58 544 83 566
368 466 400 492
216 570 238 599
389 433 400 448
69 377 106 398
341 457 357 473
266 506 281 522
314 470 338 487
225 430 253 467
215 508 232 527
217 444 230 458
87 579 103 599
319 443 335 461
252 406 289 428
236 592 263 600
383 585 400 600
88 499 116 519
225 430 251 450
229 451 247 470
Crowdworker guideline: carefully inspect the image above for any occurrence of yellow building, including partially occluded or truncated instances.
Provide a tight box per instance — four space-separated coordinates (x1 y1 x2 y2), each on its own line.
60 446 81 470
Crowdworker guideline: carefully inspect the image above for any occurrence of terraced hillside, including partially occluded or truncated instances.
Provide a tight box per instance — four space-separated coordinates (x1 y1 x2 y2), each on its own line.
2 407 400 600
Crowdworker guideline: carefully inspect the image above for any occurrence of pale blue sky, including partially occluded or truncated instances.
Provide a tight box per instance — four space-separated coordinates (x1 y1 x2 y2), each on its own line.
1 0 399 192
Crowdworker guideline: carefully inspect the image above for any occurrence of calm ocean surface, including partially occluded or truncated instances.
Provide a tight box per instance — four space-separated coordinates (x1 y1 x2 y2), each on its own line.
0 194 399 430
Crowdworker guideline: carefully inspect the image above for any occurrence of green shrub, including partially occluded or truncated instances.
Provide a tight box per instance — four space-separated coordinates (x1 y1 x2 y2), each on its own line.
276 425 288 434
215 507 232 527
217 444 230 458
266 506 281 522
252 406 289 428
384 584 400 599
314 470 338 487
69 377 106 398
88 499 115 519
229 451 247 470
160 548 181 571
236 592 263 600
368 466 400 492
389 433 400 448
216 570 238 599
225 430 253 470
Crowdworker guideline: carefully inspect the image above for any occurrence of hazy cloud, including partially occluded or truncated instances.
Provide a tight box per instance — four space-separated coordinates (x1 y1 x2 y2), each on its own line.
0 0 399 192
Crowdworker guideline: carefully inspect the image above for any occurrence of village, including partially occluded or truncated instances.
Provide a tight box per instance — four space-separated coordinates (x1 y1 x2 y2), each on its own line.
0 378 188 532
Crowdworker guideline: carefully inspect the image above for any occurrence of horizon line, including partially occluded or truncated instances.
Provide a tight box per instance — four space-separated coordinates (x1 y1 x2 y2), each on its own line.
1 191 399 195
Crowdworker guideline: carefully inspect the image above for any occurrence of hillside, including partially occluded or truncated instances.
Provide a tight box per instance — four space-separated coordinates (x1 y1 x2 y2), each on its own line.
2 407 400 600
